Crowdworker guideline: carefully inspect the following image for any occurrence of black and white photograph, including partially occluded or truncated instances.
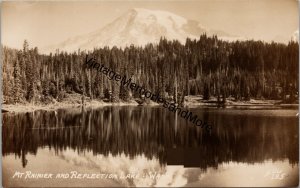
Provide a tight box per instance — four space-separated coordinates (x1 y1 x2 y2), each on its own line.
1 0 299 187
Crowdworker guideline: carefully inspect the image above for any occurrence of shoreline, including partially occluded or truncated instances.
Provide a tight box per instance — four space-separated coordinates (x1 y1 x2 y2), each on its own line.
2 100 140 114
185 96 298 106
2 96 298 114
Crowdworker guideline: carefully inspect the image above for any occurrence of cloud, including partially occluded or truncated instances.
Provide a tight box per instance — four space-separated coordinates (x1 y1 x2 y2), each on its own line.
292 30 299 42
154 166 187 187
58 149 188 187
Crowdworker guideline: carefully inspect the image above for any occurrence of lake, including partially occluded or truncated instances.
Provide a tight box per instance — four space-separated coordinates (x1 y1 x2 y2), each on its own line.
2 106 299 187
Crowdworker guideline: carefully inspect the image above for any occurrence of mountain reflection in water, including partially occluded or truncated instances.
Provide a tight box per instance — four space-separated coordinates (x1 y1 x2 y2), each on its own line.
3 106 298 171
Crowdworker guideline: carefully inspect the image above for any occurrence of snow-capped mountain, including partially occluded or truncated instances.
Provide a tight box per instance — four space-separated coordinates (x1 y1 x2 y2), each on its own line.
42 8 242 54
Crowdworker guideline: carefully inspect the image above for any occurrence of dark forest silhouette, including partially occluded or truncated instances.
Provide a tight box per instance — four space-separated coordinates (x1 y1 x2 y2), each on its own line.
2 35 299 105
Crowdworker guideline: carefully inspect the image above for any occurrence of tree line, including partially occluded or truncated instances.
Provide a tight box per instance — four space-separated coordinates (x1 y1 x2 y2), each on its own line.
2 34 299 105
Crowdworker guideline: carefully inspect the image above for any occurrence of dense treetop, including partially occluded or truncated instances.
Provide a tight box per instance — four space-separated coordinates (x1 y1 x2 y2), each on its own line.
2 34 298 105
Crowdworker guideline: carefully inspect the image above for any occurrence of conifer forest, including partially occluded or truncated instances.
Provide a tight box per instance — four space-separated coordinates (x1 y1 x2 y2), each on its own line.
2 35 299 105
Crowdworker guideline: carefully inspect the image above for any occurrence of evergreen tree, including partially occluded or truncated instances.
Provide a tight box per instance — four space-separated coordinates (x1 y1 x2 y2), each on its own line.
13 59 22 103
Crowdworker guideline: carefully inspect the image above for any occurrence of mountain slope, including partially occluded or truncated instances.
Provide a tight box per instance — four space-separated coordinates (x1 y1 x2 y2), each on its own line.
42 8 242 54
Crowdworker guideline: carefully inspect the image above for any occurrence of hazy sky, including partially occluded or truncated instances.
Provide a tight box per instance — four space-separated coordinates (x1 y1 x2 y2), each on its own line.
1 0 299 49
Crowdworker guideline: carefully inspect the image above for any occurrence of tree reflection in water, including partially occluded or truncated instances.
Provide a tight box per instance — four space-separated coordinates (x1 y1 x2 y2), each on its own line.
2 106 298 169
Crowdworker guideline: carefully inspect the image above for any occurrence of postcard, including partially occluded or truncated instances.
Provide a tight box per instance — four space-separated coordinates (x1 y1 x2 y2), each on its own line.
1 0 299 187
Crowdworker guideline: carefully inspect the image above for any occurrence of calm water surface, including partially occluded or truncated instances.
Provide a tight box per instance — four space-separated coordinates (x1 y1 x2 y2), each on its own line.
2 106 299 187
